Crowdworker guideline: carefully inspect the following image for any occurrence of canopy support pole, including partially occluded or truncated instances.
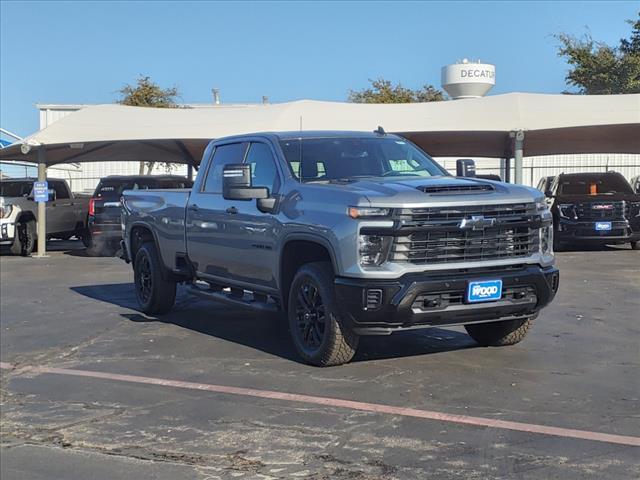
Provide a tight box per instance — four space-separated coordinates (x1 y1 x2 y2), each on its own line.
513 130 525 185
35 148 47 257
504 158 511 183
187 164 193 181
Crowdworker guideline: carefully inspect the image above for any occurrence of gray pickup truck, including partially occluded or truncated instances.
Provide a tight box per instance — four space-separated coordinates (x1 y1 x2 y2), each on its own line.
121 131 559 366
0 177 90 255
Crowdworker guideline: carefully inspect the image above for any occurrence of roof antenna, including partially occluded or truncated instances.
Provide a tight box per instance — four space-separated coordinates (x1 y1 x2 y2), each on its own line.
374 125 386 135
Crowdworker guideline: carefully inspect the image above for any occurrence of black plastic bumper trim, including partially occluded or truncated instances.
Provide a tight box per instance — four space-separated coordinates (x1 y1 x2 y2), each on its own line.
334 265 559 334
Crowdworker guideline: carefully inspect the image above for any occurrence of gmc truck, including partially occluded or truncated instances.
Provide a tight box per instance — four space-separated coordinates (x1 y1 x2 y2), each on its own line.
540 172 640 251
0 177 90 256
121 131 559 366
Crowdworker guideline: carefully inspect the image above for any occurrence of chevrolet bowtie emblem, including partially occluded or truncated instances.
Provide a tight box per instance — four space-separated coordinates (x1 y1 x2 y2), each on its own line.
459 215 497 230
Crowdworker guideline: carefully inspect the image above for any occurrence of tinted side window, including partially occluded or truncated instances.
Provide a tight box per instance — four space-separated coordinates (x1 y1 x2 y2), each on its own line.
51 181 70 199
245 143 278 191
158 179 193 189
203 143 247 193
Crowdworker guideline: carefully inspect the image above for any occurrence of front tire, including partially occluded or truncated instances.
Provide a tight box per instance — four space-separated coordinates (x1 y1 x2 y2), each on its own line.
287 262 359 366
134 242 176 314
465 317 533 346
10 220 36 256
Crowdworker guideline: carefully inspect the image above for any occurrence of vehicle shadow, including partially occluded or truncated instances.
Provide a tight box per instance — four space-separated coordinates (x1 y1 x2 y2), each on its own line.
557 243 633 253
71 283 477 364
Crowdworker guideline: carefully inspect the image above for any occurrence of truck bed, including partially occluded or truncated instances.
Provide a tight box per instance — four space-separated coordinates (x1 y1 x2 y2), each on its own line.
121 189 191 264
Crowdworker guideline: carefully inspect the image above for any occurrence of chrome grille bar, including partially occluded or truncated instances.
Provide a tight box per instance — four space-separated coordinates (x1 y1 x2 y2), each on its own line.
391 203 539 265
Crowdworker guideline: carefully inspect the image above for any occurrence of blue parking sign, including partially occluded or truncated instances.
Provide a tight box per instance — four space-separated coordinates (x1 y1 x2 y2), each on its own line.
33 181 49 202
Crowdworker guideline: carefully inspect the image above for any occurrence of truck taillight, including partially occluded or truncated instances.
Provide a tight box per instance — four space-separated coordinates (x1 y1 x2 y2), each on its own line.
88 197 96 216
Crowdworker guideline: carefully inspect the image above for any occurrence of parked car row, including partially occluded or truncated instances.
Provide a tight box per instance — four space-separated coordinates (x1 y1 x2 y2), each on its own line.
0 175 192 256
1 169 638 258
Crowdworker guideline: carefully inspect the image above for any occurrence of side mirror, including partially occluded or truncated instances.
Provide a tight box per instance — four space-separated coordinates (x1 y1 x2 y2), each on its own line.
456 159 476 177
544 189 553 198
222 164 269 200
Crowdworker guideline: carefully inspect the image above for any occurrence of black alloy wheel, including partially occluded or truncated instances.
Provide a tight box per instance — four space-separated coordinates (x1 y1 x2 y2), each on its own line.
135 253 153 305
287 262 359 366
294 282 327 352
133 242 176 314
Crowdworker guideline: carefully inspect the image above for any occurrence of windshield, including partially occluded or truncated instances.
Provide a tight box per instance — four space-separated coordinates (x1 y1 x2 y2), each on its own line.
279 137 448 182
558 174 634 195
0 181 32 197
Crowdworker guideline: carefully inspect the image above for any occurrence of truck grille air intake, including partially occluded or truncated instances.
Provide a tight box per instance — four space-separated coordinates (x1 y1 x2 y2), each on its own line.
574 201 628 221
391 203 539 265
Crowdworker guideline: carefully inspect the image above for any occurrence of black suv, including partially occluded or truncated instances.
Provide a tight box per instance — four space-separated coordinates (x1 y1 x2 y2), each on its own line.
542 172 640 250
87 175 192 254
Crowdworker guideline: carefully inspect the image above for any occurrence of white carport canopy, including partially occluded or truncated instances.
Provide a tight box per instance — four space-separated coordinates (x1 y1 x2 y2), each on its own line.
2 92 639 165
1 92 638 256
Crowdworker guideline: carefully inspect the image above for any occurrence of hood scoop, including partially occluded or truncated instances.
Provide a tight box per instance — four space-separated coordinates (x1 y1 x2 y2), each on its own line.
417 184 495 194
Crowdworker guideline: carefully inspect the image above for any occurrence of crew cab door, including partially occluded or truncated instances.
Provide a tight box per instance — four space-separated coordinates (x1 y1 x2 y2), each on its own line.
47 180 76 234
186 141 249 280
223 141 282 289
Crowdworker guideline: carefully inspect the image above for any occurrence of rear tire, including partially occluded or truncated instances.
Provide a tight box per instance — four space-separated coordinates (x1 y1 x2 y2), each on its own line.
631 241 639 250
287 262 359 366
134 242 176 314
10 220 36 256
81 229 92 248
465 317 533 346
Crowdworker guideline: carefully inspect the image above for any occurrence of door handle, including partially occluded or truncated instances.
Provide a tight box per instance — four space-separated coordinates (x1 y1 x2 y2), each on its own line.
226 206 238 214
188 204 199 211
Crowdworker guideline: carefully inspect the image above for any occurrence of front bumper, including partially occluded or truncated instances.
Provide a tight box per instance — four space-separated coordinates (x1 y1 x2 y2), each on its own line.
0 221 15 245
556 219 640 244
335 264 560 335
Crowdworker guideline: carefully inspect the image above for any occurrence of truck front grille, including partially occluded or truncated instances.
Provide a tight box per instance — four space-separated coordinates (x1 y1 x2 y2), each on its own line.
574 201 627 221
391 203 539 265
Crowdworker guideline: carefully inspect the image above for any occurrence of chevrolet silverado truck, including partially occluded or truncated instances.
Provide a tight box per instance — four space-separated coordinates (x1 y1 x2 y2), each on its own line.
0 177 90 256
121 131 559 366
541 172 640 250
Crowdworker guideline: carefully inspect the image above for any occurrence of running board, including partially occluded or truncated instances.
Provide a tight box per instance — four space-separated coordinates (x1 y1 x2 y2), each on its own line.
188 285 279 312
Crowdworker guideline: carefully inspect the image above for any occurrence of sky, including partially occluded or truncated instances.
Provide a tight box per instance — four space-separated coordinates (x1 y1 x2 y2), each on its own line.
0 0 637 138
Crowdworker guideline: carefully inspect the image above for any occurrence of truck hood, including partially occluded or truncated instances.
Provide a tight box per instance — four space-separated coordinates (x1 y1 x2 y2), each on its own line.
304 176 543 208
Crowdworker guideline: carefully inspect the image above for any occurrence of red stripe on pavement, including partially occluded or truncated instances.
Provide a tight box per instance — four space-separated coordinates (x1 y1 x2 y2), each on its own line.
1 361 639 447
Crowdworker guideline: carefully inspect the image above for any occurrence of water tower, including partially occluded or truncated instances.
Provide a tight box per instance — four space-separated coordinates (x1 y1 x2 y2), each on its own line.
441 59 495 99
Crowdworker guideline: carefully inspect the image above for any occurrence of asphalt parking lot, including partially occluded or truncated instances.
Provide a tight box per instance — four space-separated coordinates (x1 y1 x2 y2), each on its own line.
1 241 639 479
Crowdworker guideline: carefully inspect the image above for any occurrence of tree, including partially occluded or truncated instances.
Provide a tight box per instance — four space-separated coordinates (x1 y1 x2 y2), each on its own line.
117 75 181 174
348 78 446 103
555 15 640 94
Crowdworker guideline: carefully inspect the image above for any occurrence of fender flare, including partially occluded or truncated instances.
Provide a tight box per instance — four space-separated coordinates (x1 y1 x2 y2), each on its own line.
277 232 341 284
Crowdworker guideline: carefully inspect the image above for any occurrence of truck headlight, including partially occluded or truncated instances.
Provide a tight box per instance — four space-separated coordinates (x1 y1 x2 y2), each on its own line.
0 205 13 219
359 235 392 266
349 207 391 219
540 226 553 255
558 204 577 220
